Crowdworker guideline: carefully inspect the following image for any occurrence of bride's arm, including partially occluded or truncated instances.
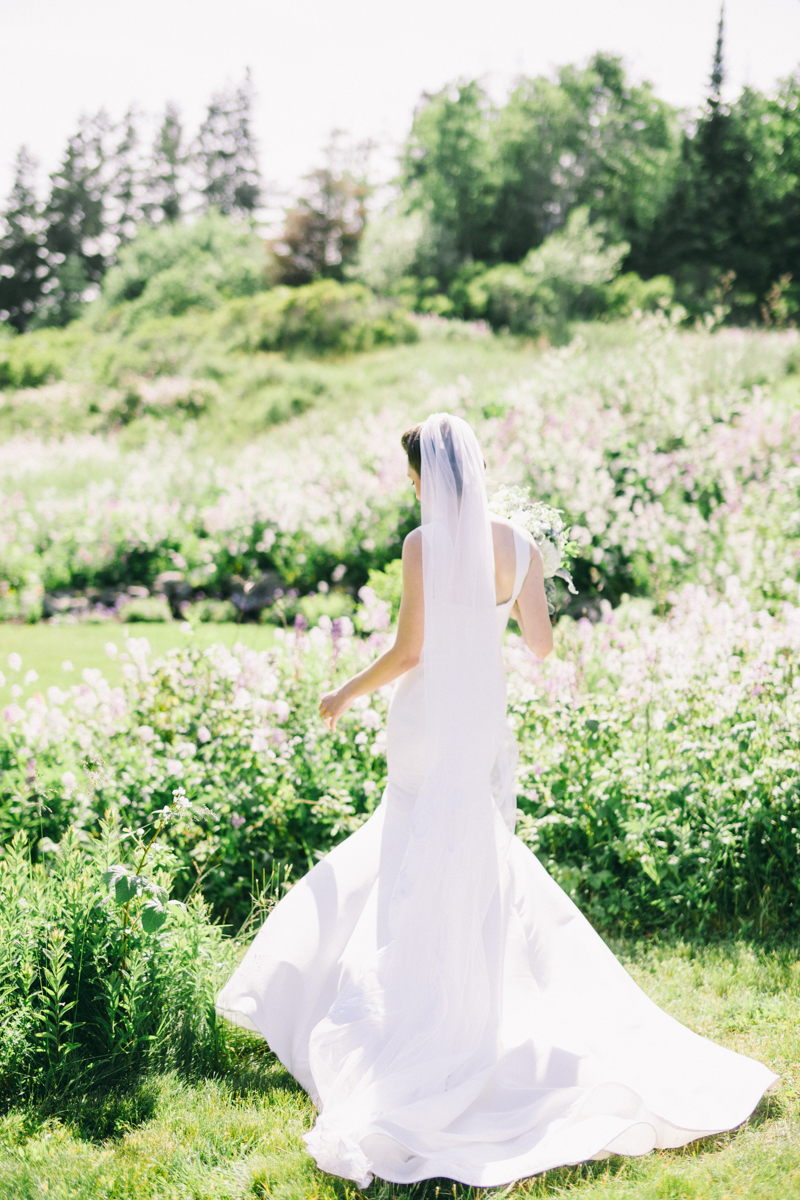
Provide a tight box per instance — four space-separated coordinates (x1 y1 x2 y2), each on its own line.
319 530 423 731
511 536 554 659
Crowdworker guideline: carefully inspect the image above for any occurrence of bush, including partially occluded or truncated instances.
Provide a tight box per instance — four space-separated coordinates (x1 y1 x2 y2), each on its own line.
603 272 675 317
94 211 271 328
117 596 172 623
222 279 419 357
290 589 355 628
0 581 44 623
507 584 800 936
184 598 238 624
0 325 92 390
0 626 390 929
3 578 800 938
362 559 403 623
0 811 238 1103
459 208 629 337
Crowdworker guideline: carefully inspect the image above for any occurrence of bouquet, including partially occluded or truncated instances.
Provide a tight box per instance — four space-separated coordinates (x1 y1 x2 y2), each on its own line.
488 485 578 611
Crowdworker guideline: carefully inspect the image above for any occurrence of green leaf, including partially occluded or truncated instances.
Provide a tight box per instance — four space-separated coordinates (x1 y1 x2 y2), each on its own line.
642 858 660 884
141 899 168 934
102 864 139 905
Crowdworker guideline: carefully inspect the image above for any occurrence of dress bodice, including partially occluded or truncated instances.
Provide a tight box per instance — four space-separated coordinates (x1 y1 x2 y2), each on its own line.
495 524 532 635
385 523 531 801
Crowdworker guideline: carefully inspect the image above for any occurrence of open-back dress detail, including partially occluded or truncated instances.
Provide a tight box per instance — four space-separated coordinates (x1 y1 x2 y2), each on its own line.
216 420 775 1190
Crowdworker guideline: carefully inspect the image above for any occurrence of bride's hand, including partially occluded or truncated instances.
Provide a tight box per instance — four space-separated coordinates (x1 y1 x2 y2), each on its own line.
319 687 353 732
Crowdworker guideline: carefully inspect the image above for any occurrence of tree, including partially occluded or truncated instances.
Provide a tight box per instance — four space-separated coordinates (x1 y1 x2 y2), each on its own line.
397 61 679 284
108 107 146 244
0 147 47 331
195 70 261 216
145 102 186 224
640 7 784 312
400 80 496 270
37 111 114 326
272 153 369 286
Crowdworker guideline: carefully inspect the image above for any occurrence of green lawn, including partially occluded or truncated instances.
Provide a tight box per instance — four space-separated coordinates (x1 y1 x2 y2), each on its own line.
0 622 275 701
0 940 796 1200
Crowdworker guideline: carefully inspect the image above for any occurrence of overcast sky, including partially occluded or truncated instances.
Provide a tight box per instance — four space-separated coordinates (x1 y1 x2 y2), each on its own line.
2 0 799 206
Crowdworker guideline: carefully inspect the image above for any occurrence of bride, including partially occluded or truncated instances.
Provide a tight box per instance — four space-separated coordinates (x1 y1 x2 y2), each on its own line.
215 412 776 1189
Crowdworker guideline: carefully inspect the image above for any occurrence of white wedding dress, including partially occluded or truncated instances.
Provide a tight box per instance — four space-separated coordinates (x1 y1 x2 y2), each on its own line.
216 417 776 1190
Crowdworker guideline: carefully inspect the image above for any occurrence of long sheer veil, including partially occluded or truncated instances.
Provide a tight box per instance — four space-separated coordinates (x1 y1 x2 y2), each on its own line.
304 413 517 1186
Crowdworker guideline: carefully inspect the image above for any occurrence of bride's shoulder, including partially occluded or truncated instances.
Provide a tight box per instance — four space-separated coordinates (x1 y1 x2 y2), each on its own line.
403 527 423 559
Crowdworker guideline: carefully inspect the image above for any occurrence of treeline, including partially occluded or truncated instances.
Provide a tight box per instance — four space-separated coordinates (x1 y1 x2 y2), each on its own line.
3 27 800 334
0 75 261 331
380 43 800 324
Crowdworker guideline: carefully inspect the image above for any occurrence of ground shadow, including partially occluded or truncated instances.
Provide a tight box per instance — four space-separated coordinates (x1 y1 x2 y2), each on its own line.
3 1075 161 1145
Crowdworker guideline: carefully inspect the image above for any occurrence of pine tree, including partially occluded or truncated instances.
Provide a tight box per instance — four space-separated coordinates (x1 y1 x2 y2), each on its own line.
109 107 146 243
195 70 261 216
0 147 47 331
146 102 185 223
709 3 725 113
39 111 114 325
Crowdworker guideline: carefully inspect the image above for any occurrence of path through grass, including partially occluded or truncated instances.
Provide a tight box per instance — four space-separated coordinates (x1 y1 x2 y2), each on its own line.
0 940 796 1200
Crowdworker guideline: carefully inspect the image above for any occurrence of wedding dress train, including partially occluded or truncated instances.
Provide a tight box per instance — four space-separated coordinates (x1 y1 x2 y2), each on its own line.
215 419 776 1190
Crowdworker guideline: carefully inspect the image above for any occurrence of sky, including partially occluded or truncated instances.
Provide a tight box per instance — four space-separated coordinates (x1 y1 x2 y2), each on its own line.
1 0 799 208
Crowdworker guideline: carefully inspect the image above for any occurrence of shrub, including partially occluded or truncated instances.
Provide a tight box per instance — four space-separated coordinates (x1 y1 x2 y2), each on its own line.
292 590 355 628
362 559 404 623
0 808 239 1103
0 326 92 390
3 580 800 938
184 599 238 623
0 324 796 615
94 211 271 328
507 584 800 936
117 596 172 623
0 581 44 623
603 272 675 317
0 626 391 929
222 279 418 357
459 208 630 337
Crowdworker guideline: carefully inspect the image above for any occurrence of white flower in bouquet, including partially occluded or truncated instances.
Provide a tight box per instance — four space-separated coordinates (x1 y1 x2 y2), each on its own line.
488 485 578 610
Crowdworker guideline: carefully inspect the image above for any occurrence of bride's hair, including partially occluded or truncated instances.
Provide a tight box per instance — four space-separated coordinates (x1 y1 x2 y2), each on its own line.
403 418 482 500
401 425 422 475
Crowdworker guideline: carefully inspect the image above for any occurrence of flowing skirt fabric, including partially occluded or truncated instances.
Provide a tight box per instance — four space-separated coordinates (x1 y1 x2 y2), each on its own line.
216 660 776 1187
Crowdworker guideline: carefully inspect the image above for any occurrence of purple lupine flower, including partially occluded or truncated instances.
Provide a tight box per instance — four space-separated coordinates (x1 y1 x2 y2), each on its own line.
294 613 308 633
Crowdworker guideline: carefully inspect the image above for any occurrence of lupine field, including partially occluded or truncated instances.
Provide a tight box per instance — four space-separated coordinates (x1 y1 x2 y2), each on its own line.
2 314 800 1197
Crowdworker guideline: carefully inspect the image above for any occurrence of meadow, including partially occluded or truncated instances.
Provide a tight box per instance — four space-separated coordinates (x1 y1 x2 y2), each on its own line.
2 313 800 1197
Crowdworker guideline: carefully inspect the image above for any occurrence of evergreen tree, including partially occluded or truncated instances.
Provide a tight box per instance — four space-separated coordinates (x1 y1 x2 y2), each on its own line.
108 107 146 243
38 111 114 325
195 70 261 216
146 102 185 223
641 4 780 312
0 147 47 331
710 3 725 112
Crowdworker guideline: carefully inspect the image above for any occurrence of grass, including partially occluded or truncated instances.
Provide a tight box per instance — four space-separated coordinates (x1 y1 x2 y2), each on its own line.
0 621 275 701
0 329 541 458
0 939 796 1200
